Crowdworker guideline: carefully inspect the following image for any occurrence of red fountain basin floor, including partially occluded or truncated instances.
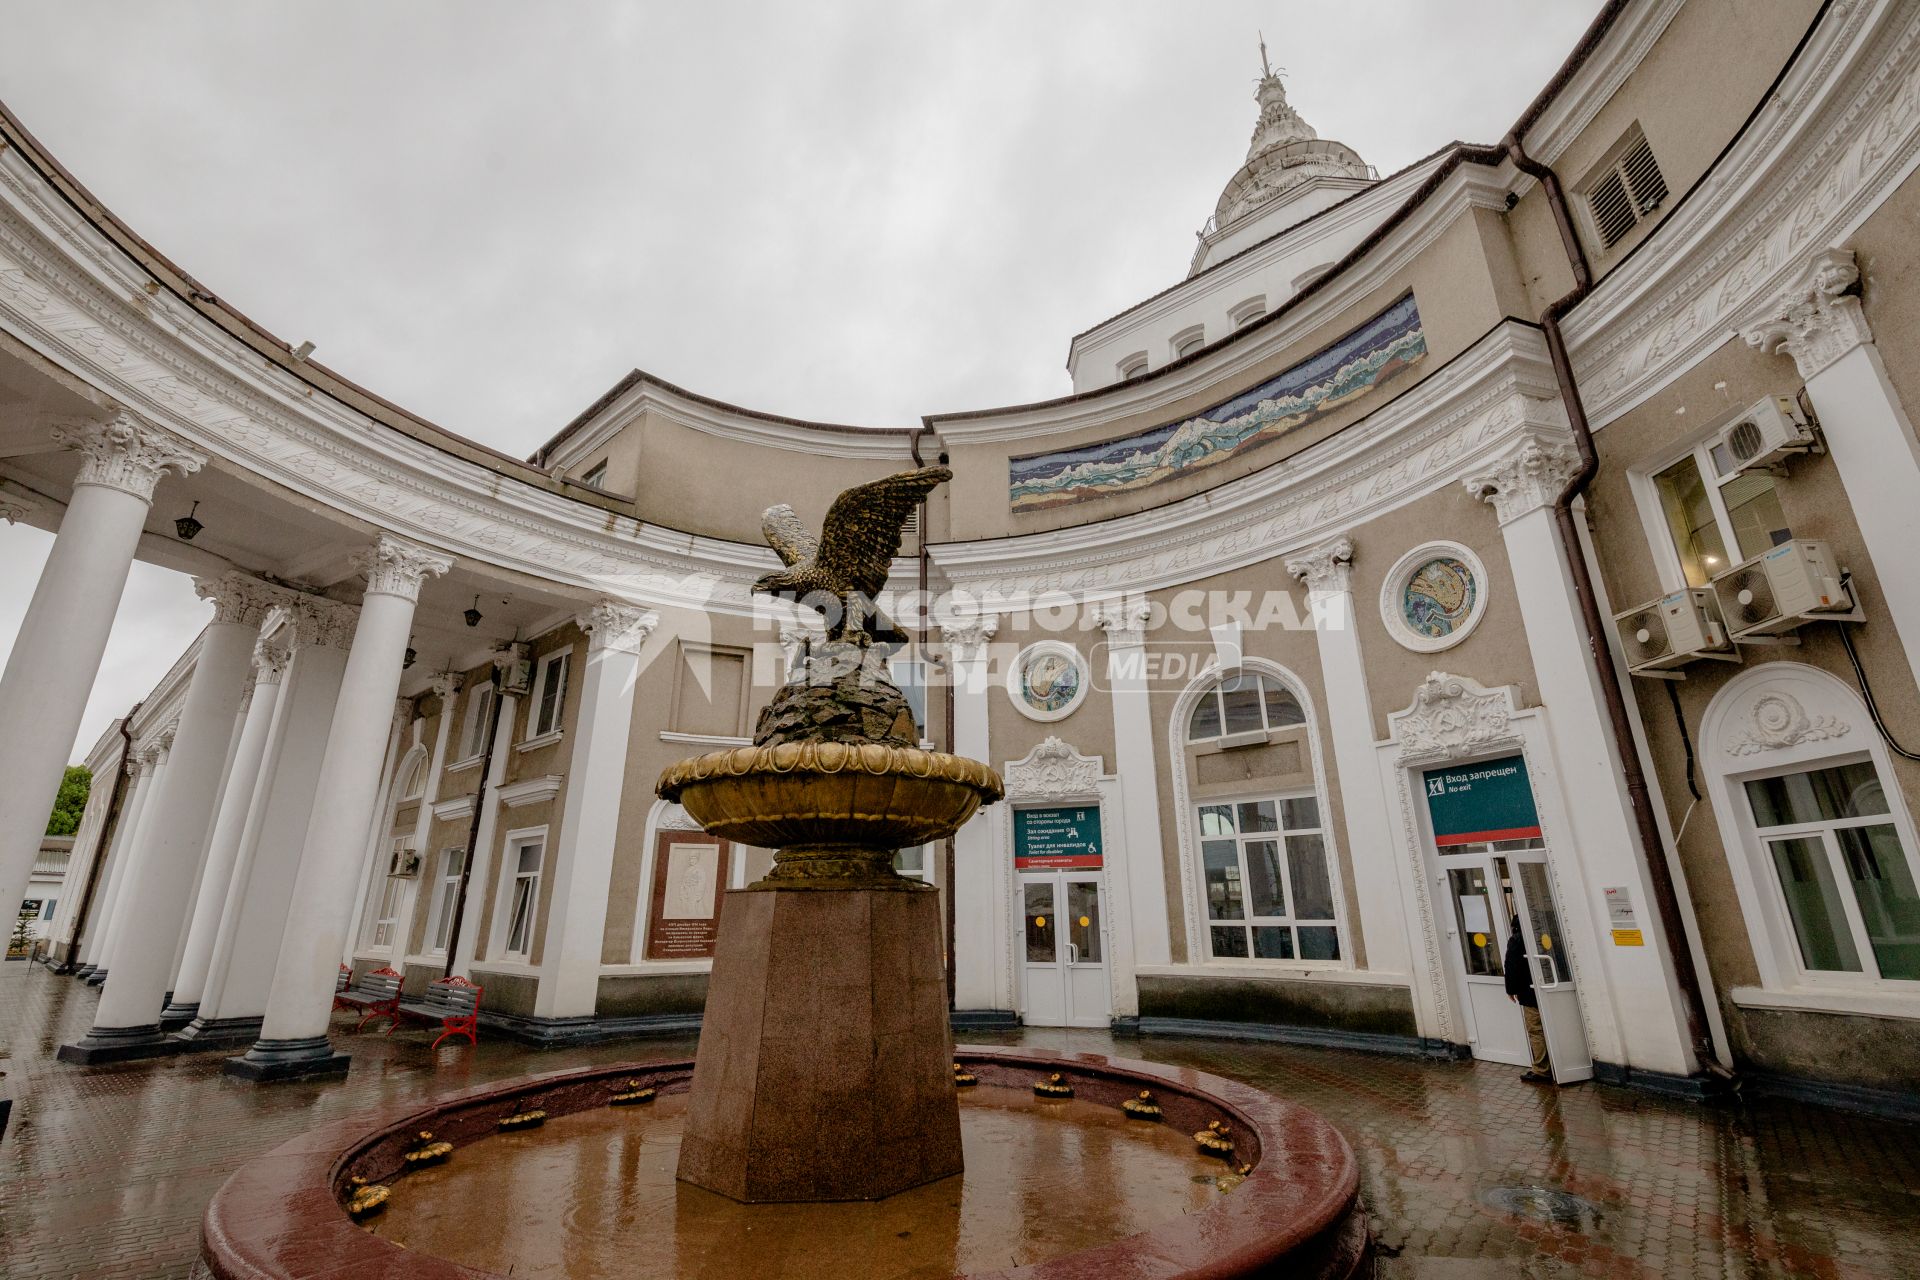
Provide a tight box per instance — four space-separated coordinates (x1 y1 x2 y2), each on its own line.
194 1048 1370 1280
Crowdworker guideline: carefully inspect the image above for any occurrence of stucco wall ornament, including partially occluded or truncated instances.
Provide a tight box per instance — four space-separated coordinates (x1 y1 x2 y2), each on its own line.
1003 736 1105 800
937 613 999 663
352 534 453 602
1461 428 1582 526
194 572 285 630
1391 671 1522 766
1724 689 1852 757
1283 534 1355 596
50 410 204 502
1740 248 1873 379
1006 641 1089 722
577 600 659 656
1090 597 1153 648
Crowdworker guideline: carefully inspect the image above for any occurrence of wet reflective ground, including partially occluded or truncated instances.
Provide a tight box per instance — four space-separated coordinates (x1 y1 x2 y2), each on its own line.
2 962 1917 1278
365 1088 1225 1278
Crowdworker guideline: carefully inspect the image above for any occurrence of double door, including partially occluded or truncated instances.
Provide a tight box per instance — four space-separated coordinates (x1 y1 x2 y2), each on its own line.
1441 843 1593 1083
1018 871 1111 1027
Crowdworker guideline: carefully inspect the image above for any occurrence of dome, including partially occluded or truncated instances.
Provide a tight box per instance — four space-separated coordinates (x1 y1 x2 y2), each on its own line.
1208 68 1373 231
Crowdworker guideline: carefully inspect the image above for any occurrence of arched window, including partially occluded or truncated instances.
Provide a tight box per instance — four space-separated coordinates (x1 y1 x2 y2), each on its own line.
1187 671 1304 743
398 750 427 801
1180 667 1341 963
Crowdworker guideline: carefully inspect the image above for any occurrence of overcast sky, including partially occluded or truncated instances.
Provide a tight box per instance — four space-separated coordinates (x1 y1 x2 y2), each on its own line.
0 1 1603 763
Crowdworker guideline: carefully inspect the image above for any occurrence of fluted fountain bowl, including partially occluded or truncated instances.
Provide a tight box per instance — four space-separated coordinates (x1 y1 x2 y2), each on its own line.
656 741 1004 890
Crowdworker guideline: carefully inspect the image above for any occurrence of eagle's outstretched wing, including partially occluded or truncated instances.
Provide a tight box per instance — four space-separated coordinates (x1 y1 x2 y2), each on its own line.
815 466 951 599
761 503 820 569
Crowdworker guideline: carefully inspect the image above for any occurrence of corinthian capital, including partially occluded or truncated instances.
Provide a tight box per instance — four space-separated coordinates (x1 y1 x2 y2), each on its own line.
1284 535 1355 596
193 572 281 629
937 612 998 663
1742 248 1871 380
1463 430 1582 526
51 410 205 502
577 599 659 655
1091 597 1153 648
351 534 452 602
0 492 36 525
288 595 359 651
252 633 294 686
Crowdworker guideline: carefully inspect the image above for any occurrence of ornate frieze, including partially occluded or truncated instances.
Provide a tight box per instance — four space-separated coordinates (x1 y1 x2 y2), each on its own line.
1462 429 1582 526
1283 534 1355 596
193 572 282 630
1090 597 1153 648
351 534 452 602
1740 248 1873 379
1723 689 1851 757
577 599 660 655
1003 736 1105 800
1390 671 1523 765
50 410 204 502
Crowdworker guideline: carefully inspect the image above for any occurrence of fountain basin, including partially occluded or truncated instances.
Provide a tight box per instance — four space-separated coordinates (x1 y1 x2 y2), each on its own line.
192 1048 1370 1279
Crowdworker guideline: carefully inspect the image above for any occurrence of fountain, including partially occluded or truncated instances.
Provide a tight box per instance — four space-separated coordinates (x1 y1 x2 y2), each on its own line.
191 468 1373 1278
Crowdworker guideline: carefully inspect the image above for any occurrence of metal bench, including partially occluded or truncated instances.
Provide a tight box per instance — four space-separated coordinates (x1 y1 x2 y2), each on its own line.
329 963 351 1011
333 966 403 1032
391 975 483 1051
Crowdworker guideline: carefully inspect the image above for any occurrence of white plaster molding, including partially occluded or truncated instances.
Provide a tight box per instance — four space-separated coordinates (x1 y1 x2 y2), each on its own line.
1388 671 1525 766
424 672 464 699
497 774 563 809
658 730 751 748
937 612 999 663
1004 640 1090 723
1519 0 1689 167
1377 541 1491 655
192 571 282 629
1283 534 1354 596
1722 689 1852 757
1003 736 1105 800
352 533 452 602
49 409 203 501
1090 597 1153 647
0 492 35 524
286 594 359 651
576 599 658 655
431 795 475 822
543 378 916 469
251 633 293 686
1462 428 1581 526
1740 247 1873 379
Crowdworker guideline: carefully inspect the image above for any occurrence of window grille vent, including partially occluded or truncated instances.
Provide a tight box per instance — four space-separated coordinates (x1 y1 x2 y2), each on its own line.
1586 132 1667 250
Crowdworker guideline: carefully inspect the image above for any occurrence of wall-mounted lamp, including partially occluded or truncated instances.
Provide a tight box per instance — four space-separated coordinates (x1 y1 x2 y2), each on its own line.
403 637 418 669
174 501 203 542
464 595 483 628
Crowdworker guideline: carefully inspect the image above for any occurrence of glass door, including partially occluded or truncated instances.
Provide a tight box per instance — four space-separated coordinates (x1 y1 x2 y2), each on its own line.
1440 853 1528 1065
1018 872 1111 1028
1509 854 1594 1083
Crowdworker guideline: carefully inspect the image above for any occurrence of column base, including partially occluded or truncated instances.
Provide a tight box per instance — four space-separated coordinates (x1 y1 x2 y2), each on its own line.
56 1023 175 1065
157 999 198 1031
171 1014 264 1048
223 1036 351 1084
71 964 97 979
83 970 107 987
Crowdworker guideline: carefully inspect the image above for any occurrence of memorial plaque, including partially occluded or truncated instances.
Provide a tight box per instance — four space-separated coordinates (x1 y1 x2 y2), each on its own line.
645 834 732 960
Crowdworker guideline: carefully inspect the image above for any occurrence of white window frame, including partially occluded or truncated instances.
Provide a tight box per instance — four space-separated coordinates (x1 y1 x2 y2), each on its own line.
398 748 427 800
426 846 466 956
365 837 410 951
493 826 548 963
893 844 935 885
580 459 609 488
524 648 571 745
1627 419 1792 594
455 681 495 766
1228 295 1267 329
1193 789 1341 964
889 656 930 744
1184 670 1306 749
1169 324 1206 361
1114 351 1150 382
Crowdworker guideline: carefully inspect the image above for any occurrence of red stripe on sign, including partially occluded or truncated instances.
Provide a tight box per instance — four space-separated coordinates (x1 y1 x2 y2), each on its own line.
1433 826 1542 847
1015 855 1104 869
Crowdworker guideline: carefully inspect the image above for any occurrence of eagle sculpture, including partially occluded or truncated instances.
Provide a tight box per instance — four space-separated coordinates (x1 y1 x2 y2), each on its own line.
755 466 950 647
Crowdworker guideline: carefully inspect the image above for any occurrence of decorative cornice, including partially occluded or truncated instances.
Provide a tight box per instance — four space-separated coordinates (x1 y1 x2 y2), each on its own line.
1462 428 1581 526
431 795 475 822
1283 534 1355 596
49 410 204 501
576 600 659 655
251 633 294 686
1389 671 1523 766
1724 689 1852 756
497 774 564 809
1090 597 1152 648
351 534 452 602
1003 735 1106 799
193 571 281 630
1740 247 1872 379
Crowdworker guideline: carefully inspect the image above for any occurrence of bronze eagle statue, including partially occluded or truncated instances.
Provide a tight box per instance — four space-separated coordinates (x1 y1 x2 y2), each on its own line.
754 466 950 646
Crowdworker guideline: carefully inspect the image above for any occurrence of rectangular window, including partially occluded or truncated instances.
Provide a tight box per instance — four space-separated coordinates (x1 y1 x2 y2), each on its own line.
1197 793 1339 962
1746 759 1920 982
528 650 570 740
893 844 933 884
460 683 495 761
368 839 409 950
428 847 466 954
499 833 546 960
581 460 609 488
889 658 928 738
1651 448 1789 587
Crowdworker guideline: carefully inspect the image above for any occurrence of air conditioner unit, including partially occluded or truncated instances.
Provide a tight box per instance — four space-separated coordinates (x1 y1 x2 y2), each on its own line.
1712 539 1858 639
1614 589 1738 676
1710 396 1816 478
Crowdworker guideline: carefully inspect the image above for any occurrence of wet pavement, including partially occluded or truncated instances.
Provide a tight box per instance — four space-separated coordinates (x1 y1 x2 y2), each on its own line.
1 959 1916 1279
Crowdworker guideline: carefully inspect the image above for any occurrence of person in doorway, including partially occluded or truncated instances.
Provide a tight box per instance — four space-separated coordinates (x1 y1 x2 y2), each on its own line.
1505 916 1553 1084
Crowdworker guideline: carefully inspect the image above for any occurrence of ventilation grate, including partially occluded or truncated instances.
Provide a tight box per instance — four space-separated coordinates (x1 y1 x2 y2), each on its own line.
1586 132 1667 250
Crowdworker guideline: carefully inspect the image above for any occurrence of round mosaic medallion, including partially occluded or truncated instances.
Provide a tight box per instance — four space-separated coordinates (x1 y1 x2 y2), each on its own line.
1006 641 1088 721
1380 541 1488 653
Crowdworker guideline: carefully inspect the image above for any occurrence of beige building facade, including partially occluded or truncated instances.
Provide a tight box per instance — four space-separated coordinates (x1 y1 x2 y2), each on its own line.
8 0 1920 1109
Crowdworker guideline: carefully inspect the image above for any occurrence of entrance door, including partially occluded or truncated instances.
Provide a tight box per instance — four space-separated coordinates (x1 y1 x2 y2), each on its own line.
1018 872 1110 1028
1507 852 1594 1083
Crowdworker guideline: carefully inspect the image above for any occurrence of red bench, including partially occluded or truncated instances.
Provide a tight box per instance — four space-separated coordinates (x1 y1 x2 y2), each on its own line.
391 975 483 1051
333 966 403 1032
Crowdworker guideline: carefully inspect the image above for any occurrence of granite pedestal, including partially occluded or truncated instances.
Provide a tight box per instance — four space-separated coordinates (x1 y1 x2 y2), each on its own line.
676 885 961 1202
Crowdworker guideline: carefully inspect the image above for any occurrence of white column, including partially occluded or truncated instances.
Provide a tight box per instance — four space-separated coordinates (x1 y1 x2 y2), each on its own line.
1465 431 1696 1077
1092 599 1171 969
450 667 519 979
341 702 413 964
45 733 120 963
535 602 657 1020
65 575 274 1055
1744 247 1920 694
232 536 449 1078
941 614 1003 1012
1283 538 1425 1002
168 697 252 993
162 633 292 1022
194 607 354 1033
0 412 203 946
76 750 154 973
89 731 174 981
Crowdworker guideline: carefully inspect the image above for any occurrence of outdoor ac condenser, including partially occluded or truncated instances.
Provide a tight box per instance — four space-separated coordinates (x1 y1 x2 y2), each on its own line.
1713 538 1857 639
1711 396 1816 477
1613 588 1737 676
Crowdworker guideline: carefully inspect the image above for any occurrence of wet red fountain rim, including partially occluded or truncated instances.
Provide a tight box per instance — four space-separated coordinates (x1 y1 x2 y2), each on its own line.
195 1047 1370 1280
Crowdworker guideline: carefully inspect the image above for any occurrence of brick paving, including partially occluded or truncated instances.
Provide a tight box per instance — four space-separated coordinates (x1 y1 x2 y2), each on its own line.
1 960 1916 1279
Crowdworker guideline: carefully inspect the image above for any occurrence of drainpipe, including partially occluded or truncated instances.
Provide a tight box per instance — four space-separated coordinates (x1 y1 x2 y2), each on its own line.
913 426 959 1009
441 672 506 979
59 702 142 973
1503 134 1724 1077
